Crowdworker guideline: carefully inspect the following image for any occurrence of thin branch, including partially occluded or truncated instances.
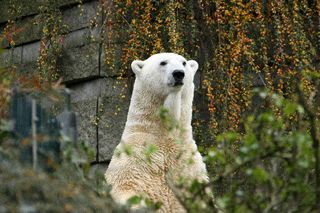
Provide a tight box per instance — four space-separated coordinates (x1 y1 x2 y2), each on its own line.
212 147 284 184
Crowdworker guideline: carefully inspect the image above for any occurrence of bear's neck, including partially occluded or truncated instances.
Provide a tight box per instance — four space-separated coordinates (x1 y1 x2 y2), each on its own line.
164 90 182 122
123 81 170 137
179 83 194 139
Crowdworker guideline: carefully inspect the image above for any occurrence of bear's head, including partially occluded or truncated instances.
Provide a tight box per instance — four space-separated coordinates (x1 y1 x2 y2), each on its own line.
131 53 198 96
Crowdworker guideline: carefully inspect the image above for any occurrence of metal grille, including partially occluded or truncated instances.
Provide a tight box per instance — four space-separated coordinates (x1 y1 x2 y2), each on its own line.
10 87 77 171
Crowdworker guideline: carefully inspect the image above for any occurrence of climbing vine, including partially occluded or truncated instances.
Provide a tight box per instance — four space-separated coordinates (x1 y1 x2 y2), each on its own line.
35 0 68 82
100 0 319 142
0 0 71 118
2 0 319 143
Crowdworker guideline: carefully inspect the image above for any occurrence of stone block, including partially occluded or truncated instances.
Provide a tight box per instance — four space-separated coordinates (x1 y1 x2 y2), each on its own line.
69 78 104 102
17 16 42 47
58 43 99 82
69 79 101 155
68 77 130 161
71 98 97 153
99 22 131 77
0 16 42 49
100 43 123 77
0 0 99 48
97 79 130 161
16 62 38 76
0 0 12 24
22 42 40 64
0 0 83 24
63 27 99 49
62 0 99 32
0 46 23 67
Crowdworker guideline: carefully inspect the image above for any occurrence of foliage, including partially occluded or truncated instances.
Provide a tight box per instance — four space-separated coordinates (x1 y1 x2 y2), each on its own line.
174 89 319 212
101 0 319 137
0 122 128 212
209 90 315 211
0 0 70 119
35 0 68 82
0 66 15 119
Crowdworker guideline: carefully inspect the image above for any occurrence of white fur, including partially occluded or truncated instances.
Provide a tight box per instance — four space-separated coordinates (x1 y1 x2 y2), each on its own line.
164 90 182 122
105 53 208 213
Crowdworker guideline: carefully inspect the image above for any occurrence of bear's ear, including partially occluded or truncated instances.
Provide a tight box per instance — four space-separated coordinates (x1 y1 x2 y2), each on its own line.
131 60 144 75
188 60 199 74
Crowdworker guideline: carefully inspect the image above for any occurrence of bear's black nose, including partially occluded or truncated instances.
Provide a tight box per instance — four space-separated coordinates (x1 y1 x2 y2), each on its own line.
172 70 185 82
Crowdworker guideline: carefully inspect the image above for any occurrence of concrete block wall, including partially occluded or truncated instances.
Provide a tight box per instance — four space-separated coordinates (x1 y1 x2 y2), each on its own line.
0 0 129 164
0 0 265 167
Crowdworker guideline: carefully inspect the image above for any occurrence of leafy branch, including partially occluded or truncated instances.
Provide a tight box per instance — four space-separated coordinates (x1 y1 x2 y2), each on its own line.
297 85 320 210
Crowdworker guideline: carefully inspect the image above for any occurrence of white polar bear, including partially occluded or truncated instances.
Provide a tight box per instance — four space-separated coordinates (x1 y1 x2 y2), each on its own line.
105 53 208 213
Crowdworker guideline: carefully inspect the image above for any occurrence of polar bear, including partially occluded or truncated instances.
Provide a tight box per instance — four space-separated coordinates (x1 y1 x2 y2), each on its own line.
105 53 208 212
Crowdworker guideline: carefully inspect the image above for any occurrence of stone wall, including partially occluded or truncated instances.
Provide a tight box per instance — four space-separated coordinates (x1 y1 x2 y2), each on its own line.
0 0 265 167
0 0 130 166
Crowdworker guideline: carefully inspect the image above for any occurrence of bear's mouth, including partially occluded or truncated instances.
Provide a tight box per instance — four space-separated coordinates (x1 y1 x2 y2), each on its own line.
173 82 184 87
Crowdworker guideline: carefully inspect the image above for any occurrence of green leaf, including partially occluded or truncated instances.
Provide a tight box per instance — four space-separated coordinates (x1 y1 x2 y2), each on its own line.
298 159 309 168
127 195 142 205
239 146 249 154
271 93 283 107
144 144 158 163
216 196 230 209
284 102 297 115
145 198 162 210
252 167 269 182
0 120 14 132
297 105 304 114
123 144 133 156
259 112 274 123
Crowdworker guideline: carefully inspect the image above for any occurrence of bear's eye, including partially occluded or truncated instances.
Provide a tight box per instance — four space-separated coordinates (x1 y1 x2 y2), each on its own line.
160 61 167 66
183 61 186 66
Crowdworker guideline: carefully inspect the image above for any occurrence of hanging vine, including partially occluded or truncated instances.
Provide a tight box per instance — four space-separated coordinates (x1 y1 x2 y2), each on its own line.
35 0 68 82
98 0 319 142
